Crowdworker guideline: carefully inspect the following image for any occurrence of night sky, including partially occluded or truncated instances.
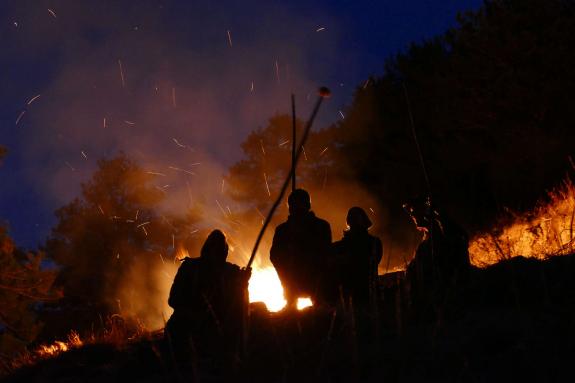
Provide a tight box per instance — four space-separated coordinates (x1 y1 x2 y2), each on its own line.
0 0 482 249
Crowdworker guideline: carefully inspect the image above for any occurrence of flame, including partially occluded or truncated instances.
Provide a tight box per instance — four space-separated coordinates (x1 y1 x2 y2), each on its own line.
470 179 575 267
248 266 314 311
248 266 286 311
296 297 313 310
36 331 83 358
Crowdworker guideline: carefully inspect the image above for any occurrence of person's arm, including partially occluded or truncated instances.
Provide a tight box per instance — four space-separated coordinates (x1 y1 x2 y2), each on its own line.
270 226 285 266
168 260 189 309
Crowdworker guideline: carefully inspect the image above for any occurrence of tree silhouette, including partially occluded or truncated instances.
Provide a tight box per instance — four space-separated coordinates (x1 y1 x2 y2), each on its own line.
44 154 199 336
0 148 60 357
226 114 336 223
323 0 575 265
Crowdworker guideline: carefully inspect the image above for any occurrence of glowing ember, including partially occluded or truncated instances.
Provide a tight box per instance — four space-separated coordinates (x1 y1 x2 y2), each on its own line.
248 267 286 312
297 297 313 310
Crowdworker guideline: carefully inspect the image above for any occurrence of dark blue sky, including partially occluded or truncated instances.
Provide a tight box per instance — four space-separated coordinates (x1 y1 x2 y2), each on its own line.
0 0 482 249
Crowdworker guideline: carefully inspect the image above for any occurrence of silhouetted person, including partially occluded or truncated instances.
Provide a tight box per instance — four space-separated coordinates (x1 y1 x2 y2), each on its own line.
332 207 383 306
270 189 332 309
165 229 250 372
403 197 470 315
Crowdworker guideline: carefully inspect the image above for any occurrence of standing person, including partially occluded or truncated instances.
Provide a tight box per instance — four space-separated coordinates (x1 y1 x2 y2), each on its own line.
332 207 383 306
403 197 470 318
270 189 332 309
165 229 251 372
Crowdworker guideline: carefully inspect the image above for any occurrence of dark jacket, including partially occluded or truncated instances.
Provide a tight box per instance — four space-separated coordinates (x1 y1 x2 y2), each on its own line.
270 211 332 300
332 229 383 304
168 257 246 330
406 216 470 298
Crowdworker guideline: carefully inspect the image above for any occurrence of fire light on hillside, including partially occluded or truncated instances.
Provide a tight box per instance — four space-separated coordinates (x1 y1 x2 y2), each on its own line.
469 179 575 267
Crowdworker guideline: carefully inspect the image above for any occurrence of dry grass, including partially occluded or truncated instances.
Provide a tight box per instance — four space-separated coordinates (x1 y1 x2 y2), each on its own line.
470 179 575 267
0 314 155 377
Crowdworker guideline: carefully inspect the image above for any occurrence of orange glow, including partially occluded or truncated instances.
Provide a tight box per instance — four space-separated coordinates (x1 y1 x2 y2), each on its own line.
248 266 286 311
296 297 313 310
36 331 82 358
470 180 575 267
248 266 314 312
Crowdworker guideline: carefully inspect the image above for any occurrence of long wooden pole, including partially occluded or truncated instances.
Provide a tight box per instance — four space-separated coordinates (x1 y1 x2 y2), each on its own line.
246 87 330 269
291 94 296 192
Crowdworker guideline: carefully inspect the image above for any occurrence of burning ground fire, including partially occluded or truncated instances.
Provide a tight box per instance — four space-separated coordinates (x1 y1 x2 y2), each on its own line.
176 246 311 312
248 266 312 311
469 179 575 267
35 331 83 359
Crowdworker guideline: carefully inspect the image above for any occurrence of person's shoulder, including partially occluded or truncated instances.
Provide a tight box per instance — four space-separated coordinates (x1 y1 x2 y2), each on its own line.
224 262 242 276
315 216 331 229
369 233 382 244
274 220 290 232
180 257 200 269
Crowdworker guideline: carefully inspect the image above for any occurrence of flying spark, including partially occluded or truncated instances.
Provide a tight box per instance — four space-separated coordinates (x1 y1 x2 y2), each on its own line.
47 9 57 18
81 151 87 160
363 79 370 89
27 94 41 105
275 60 280 83
259 140 266 156
103 118 107 128
316 27 325 32
172 87 177 107
227 30 233 47
369 208 375 214
64 162 75 171
172 138 186 148
250 81 254 92
186 181 193 206
215 199 228 217
168 166 195 176
118 60 126 88
146 171 166 176
264 173 271 197
15 110 26 125
339 110 345 119
279 139 289 147
255 208 265 220
221 179 225 194
136 221 150 228
98 205 105 215
302 146 308 161
319 147 329 156
124 120 135 125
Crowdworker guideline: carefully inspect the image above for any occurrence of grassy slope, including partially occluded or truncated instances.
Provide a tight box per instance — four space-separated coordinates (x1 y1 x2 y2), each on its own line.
3 254 575 382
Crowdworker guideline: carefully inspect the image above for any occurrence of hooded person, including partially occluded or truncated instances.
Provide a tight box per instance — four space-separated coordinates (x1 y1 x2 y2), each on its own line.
270 189 332 309
165 229 250 368
332 207 383 306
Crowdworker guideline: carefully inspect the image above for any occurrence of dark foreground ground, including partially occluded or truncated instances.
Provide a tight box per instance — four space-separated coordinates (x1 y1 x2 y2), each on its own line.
3 254 575 382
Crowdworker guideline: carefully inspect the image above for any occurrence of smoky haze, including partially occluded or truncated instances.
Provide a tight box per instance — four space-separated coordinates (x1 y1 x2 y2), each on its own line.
2 0 381 328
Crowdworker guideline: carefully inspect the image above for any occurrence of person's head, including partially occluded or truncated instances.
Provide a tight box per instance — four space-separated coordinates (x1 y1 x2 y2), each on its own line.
288 189 311 216
200 230 229 264
403 196 437 232
346 207 372 231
